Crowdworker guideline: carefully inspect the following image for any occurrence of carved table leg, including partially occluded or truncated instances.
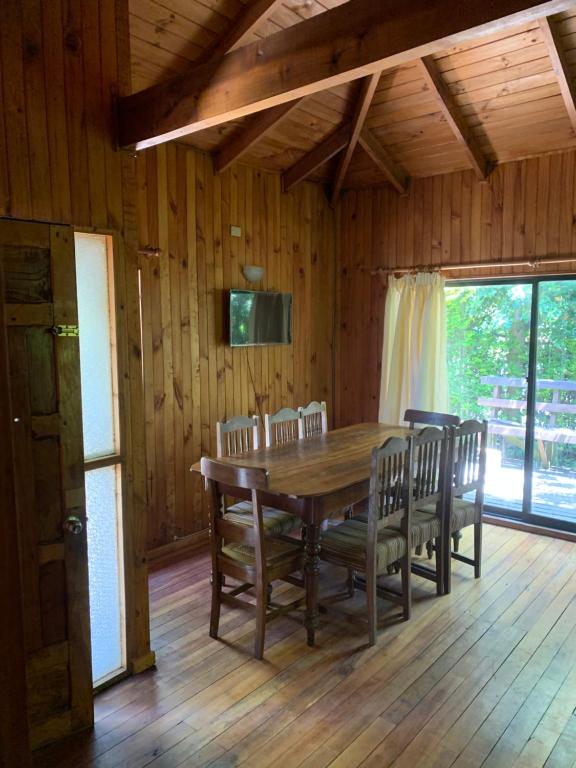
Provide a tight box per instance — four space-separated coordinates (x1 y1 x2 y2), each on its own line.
304 521 321 646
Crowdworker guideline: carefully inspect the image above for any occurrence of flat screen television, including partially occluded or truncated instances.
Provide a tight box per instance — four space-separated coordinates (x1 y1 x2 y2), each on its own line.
229 290 292 347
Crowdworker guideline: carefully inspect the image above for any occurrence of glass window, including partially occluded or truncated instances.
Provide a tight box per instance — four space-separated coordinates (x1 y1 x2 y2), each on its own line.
75 232 125 687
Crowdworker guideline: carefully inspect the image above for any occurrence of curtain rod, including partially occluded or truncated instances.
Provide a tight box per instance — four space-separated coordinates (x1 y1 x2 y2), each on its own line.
371 254 576 276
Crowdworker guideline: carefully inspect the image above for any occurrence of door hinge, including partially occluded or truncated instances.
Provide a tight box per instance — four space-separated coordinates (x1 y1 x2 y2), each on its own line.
50 324 79 337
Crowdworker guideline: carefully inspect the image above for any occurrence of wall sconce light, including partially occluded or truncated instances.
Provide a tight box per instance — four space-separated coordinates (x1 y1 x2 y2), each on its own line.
242 265 265 283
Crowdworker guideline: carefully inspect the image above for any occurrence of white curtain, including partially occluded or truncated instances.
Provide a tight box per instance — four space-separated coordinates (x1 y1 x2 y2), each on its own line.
379 272 448 425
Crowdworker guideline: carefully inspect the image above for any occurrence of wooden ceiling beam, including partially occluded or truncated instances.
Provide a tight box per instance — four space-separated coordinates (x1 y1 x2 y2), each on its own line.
540 16 576 132
358 128 408 194
418 56 488 180
330 73 381 206
202 0 285 61
118 0 573 149
282 123 352 193
214 98 303 174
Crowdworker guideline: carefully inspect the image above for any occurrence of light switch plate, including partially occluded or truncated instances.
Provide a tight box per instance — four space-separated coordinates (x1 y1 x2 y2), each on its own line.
231 225 242 238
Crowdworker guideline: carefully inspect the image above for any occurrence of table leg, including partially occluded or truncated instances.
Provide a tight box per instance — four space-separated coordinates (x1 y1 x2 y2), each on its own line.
304 521 321 646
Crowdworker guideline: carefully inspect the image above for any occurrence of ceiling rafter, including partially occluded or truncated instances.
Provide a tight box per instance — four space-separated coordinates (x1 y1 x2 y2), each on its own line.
539 15 576 133
197 0 299 173
358 128 408 194
282 123 352 193
118 0 574 150
215 99 304 174
199 0 286 63
418 56 489 180
330 72 381 206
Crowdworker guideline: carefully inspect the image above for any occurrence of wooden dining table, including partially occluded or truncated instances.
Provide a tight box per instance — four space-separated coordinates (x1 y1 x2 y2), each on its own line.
192 422 410 646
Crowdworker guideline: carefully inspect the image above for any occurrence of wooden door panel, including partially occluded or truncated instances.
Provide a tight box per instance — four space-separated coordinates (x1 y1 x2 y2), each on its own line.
3 245 52 303
1 219 92 751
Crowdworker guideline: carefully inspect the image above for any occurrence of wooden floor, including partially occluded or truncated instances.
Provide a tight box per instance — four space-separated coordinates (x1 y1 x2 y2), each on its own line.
36 525 576 768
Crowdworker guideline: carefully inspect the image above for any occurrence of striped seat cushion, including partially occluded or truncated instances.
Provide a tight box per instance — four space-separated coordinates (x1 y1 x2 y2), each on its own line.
225 501 302 536
320 518 406 572
419 498 479 531
222 537 303 566
352 509 441 547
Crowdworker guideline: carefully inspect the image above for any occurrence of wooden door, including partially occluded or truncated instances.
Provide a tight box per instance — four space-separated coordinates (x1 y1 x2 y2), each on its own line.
0 220 92 750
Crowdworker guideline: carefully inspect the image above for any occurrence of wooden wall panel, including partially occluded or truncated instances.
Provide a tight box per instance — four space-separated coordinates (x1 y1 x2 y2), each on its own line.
336 149 576 427
0 0 153 692
137 145 336 553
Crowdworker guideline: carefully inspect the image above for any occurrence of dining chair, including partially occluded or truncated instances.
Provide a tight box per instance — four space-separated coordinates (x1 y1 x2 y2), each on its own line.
216 415 301 536
410 426 452 595
443 419 488 594
201 458 305 659
319 436 413 645
264 407 303 447
299 400 328 437
352 427 450 595
216 414 260 458
404 409 461 429
403 409 460 555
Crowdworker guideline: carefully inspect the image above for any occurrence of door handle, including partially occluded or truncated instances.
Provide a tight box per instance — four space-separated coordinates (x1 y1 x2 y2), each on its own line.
63 515 83 535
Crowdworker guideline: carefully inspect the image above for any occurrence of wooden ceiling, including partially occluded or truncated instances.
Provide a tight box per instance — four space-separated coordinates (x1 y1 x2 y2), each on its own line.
128 0 576 192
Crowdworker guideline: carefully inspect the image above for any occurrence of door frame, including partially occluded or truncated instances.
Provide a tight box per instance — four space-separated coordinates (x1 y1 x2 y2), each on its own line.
447 273 576 534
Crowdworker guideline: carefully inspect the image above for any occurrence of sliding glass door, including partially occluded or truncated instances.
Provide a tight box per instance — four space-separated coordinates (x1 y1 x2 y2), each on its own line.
530 280 576 525
445 276 576 532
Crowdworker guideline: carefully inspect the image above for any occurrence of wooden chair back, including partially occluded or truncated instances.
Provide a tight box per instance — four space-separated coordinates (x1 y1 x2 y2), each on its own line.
264 407 302 447
367 436 413 538
451 419 488 498
299 400 328 437
412 426 451 510
201 457 270 569
404 409 460 430
216 414 259 457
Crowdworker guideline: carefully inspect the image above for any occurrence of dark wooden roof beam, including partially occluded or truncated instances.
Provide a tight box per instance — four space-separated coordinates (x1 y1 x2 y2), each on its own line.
358 128 408 194
282 123 351 193
118 0 573 149
418 56 488 180
540 16 576 132
214 98 303 174
330 72 381 206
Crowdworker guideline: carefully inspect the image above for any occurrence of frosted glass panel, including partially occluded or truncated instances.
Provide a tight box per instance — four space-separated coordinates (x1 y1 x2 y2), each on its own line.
75 233 117 459
86 466 125 684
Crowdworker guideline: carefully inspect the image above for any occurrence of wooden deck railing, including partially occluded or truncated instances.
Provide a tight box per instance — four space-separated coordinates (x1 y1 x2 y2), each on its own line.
477 376 576 466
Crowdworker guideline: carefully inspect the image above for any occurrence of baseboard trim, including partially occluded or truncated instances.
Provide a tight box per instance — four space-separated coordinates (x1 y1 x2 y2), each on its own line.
147 530 209 571
484 514 576 543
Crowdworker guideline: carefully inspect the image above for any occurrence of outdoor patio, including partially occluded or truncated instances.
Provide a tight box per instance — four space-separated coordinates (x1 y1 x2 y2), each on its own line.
484 449 576 522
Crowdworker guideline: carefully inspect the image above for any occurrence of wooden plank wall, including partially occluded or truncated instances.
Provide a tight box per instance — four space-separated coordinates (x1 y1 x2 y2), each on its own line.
336 150 576 427
137 144 336 555
0 0 153 675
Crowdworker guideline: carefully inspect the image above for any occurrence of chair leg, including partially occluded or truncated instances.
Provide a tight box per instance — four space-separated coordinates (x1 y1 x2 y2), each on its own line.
452 530 462 552
366 569 377 646
347 568 355 598
444 532 452 595
209 571 222 639
434 536 443 596
255 581 267 660
401 555 411 621
474 522 482 578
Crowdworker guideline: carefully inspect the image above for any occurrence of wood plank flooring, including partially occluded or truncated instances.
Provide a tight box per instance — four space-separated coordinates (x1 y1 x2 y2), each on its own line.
35 525 576 768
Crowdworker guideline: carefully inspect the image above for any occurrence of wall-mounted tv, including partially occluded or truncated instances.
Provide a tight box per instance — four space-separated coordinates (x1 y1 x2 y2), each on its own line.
229 290 292 347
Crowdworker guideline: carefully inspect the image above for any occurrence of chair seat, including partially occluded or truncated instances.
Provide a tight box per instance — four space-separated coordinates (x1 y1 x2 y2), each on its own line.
222 537 303 566
419 497 479 531
320 518 407 572
352 509 441 547
225 501 302 536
